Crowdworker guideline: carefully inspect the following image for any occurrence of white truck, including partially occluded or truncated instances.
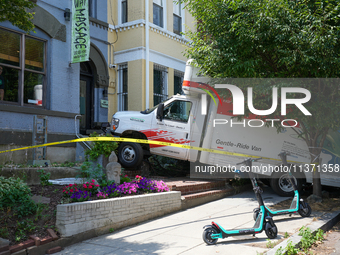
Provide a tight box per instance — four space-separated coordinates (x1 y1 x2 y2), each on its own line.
110 60 340 196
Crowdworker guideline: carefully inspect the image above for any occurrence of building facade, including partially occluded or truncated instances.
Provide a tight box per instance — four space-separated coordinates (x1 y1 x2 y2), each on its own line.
107 0 195 118
0 0 111 164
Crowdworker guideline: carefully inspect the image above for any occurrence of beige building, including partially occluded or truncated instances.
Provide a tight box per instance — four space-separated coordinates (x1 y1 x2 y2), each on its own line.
106 0 195 118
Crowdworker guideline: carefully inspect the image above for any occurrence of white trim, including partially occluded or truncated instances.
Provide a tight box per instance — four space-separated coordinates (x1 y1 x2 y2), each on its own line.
163 0 167 31
109 19 190 44
181 4 186 39
114 47 186 72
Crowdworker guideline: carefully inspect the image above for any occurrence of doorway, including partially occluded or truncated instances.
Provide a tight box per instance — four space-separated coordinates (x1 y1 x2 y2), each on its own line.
79 62 94 134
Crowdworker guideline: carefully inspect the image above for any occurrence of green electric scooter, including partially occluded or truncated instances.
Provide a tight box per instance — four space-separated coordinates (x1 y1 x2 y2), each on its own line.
252 152 312 221
202 158 278 245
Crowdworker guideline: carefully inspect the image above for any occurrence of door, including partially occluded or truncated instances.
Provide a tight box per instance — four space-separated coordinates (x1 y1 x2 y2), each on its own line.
79 62 94 134
151 99 193 160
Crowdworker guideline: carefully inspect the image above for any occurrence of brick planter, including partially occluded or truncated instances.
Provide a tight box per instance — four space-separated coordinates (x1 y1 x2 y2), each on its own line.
56 191 181 237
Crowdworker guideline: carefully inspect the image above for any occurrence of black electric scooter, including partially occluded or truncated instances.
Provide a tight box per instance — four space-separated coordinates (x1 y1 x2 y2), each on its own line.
202 158 278 245
252 152 312 221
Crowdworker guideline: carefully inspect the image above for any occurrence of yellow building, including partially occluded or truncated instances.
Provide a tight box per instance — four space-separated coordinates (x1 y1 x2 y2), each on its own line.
106 0 195 118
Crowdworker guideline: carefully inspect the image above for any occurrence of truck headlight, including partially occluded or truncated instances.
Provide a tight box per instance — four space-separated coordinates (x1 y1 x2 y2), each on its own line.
111 118 120 131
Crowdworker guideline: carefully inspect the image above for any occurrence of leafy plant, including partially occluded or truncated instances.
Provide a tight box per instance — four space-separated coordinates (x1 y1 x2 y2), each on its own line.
283 241 299 255
266 239 277 248
59 161 77 167
0 177 37 218
85 132 118 161
0 228 9 239
299 227 325 251
120 173 132 184
37 169 52 186
284 232 290 238
76 162 105 184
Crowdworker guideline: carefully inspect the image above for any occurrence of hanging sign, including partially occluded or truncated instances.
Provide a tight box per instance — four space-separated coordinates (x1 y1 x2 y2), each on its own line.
71 0 90 63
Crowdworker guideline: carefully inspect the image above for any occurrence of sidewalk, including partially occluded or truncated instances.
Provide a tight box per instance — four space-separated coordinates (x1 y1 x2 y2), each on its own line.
53 187 338 255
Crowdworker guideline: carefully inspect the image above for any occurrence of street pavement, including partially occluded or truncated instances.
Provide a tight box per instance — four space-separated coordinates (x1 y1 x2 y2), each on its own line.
54 187 324 255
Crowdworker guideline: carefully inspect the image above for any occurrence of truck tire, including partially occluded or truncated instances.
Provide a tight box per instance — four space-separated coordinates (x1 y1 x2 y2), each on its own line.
118 142 143 168
270 169 304 197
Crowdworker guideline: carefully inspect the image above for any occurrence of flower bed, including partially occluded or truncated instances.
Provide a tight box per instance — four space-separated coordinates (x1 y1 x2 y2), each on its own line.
56 175 180 237
61 175 170 203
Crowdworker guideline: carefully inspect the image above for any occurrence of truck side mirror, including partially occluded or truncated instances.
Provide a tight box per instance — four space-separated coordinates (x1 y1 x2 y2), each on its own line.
156 103 164 121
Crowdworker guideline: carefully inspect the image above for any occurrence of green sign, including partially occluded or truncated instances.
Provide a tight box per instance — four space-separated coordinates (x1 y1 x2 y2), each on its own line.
71 0 90 63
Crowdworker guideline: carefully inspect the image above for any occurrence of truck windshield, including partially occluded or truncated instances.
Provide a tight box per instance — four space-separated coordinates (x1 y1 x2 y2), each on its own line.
140 97 172 114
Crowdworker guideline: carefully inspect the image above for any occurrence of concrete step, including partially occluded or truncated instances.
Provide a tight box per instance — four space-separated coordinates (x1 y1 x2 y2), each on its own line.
165 179 227 195
180 186 235 210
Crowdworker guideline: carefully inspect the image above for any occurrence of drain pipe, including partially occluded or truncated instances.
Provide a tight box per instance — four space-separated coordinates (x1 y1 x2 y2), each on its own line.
75 115 91 150
145 0 150 110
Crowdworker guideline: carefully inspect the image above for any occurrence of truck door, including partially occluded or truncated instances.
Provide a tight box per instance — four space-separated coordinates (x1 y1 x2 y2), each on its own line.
150 99 193 160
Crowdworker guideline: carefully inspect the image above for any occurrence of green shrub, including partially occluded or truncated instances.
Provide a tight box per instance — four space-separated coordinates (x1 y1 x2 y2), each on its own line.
76 161 105 183
37 169 52 186
85 132 118 161
0 177 37 217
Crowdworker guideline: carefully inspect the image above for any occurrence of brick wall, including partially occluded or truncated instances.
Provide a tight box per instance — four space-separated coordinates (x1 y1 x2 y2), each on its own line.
56 191 181 237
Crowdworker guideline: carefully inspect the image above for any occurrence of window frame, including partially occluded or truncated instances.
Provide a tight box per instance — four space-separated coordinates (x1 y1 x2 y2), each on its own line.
174 70 184 95
0 26 47 108
118 64 128 111
153 0 167 29
89 0 97 19
121 0 128 23
163 100 192 123
153 64 168 106
173 1 182 35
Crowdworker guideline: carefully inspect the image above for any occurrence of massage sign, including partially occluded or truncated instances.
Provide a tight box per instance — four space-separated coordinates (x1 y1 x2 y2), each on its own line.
71 0 90 63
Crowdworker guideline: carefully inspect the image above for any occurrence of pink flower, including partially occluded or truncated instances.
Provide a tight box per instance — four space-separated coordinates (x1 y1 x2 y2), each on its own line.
91 179 95 183
96 184 100 187
70 189 73 192
89 185 93 189
83 184 87 188
69 184 73 187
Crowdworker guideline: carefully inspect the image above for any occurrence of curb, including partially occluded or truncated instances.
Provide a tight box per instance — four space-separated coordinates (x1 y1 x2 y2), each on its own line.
267 209 340 255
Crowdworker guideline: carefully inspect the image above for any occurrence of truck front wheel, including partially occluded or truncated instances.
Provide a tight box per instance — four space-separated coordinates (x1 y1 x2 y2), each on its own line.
270 171 304 197
118 142 143 168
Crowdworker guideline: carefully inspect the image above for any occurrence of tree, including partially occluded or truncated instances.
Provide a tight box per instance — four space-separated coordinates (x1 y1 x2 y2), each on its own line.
181 0 340 197
0 0 36 32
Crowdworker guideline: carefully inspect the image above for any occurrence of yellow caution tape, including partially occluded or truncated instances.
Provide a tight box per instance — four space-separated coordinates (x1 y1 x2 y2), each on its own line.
0 137 302 164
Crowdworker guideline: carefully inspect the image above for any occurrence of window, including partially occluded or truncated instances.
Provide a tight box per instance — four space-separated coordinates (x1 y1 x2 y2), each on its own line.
89 0 97 18
0 27 46 107
153 65 168 106
153 0 163 28
163 100 192 123
118 64 128 111
173 2 182 35
174 70 184 95
122 0 128 23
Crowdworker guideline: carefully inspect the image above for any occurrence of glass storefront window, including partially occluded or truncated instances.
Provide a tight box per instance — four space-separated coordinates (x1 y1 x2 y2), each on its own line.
0 27 46 107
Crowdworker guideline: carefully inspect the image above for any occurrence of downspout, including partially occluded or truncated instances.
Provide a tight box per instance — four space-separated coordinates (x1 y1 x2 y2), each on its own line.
145 0 150 109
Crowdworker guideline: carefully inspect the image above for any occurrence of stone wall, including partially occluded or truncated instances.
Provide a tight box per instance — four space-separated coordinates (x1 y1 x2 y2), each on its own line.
56 191 181 237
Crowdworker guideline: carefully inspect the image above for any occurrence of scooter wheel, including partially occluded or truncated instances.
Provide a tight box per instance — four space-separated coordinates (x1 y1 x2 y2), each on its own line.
298 203 312 217
265 222 278 239
202 227 218 245
253 208 260 221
